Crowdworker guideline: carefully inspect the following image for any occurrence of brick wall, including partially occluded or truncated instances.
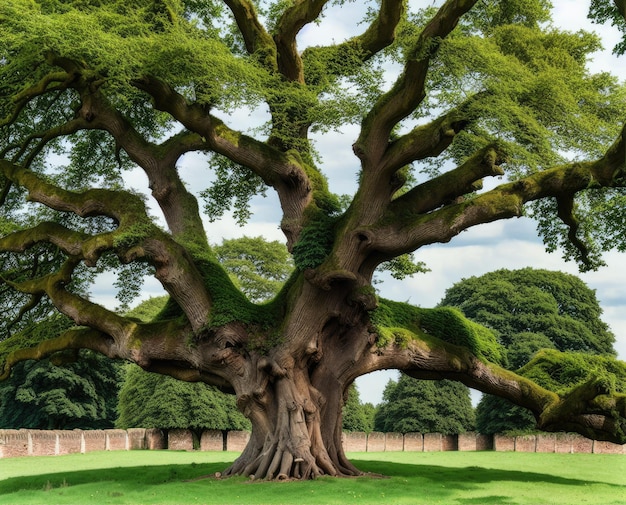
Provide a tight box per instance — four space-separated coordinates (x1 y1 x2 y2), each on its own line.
0 429 624 458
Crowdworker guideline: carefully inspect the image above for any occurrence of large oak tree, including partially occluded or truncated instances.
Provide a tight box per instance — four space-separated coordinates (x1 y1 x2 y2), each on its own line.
2 0 626 481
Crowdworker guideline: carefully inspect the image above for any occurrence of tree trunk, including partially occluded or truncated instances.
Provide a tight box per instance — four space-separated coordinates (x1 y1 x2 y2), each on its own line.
221 283 369 480
223 367 360 480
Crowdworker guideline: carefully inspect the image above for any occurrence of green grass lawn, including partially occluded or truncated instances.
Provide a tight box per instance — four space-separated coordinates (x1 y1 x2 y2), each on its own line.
0 451 624 505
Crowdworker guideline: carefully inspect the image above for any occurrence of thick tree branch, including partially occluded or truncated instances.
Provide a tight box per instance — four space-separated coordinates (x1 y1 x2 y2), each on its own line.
0 327 115 381
24 54 208 245
0 222 91 263
131 76 312 244
389 145 506 215
0 159 213 331
0 316 225 389
354 0 478 169
222 0 277 69
369 124 626 258
3 257 136 339
0 158 146 223
357 329 626 444
274 0 328 82
380 95 486 175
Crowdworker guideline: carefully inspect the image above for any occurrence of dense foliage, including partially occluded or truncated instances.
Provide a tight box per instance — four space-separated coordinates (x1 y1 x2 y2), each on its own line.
116 363 250 431
214 236 294 303
0 347 122 430
374 375 475 435
439 268 616 363
342 384 375 433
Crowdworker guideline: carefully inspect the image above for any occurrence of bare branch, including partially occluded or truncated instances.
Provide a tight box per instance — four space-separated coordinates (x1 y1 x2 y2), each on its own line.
0 158 146 223
0 222 90 262
381 94 486 175
11 118 88 169
3 257 136 338
555 193 592 267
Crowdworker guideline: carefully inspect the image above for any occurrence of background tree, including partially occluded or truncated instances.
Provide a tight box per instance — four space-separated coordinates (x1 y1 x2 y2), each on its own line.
0 317 122 429
342 384 374 433
374 375 475 435
2 0 626 482
214 236 294 303
439 268 617 434
439 268 616 361
116 363 250 433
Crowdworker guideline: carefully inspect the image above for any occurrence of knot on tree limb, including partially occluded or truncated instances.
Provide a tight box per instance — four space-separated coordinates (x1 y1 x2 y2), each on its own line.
258 357 287 379
348 286 377 311
482 147 507 175
304 268 357 290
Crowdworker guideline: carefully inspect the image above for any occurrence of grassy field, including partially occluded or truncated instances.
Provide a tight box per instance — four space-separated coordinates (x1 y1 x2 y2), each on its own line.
0 450 625 505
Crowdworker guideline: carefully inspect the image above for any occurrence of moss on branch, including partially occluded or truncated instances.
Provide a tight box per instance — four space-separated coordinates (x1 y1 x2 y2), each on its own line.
371 298 504 364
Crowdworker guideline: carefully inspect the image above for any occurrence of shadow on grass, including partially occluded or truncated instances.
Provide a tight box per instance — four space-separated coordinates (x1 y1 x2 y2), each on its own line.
357 459 616 487
0 460 233 495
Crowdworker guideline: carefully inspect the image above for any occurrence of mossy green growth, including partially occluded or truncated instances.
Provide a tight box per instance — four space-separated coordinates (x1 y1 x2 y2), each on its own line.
418 306 504 364
288 151 344 272
519 349 626 395
376 326 418 349
371 299 504 364
291 212 337 271
113 219 156 250
190 252 300 349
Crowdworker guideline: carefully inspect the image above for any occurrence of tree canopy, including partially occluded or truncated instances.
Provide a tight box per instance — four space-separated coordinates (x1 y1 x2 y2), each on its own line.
2 0 626 481
374 375 475 435
439 268 616 366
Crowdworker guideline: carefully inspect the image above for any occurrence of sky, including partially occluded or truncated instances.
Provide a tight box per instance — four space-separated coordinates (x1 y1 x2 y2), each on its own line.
89 0 626 405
